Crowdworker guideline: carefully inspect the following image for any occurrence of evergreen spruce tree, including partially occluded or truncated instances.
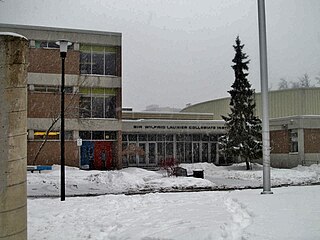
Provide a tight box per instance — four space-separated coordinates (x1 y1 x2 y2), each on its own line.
220 36 262 170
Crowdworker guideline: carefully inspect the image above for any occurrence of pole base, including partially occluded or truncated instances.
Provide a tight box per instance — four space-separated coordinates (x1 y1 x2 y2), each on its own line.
261 190 273 194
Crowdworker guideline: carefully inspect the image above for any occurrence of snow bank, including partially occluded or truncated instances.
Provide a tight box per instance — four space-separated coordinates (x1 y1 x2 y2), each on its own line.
27 163 320 196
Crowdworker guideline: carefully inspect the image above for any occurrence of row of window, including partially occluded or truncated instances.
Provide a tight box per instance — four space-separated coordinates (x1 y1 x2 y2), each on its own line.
29 86 118 119
32 85 73 93
80 46 117 76
31 130 300 154
35 41 118 77
32 131 117 141
122 141 219 165
122 134 218 142
35 40 74 50
33 131 73 140
79 88 117 119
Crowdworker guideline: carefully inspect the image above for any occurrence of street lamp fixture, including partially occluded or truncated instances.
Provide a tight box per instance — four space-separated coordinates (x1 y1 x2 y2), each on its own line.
56 39 72 201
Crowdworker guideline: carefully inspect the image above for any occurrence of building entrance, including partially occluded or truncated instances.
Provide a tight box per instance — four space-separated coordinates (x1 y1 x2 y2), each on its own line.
122 134 220 167
80 141 113 170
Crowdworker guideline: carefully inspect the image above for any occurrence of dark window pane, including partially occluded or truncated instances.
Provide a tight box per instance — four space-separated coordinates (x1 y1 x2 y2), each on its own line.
92 97 104 118
138 134 147 141
148 143 156 164
148 134 156 141
47 41 59 48
105 53 116 75
193 143 200 162
128 134 137 141
210 143 217 162
122 134 128 141
185 143 192 163
176 134 185 141
202 143 209 162
202 134 210 141
46 86 59 92
165 135 173 141
65 87 73 93
80 53 91 74
210 135 218 141
92 131 104 140
157 143 165 162
185 134 192 141
157 135 166 141
177 142 185 162
39 41 48 48
105 96 116 118
128 144 137 164
193 134 201 141
92 53 104 75
139 143 146 164
166 142 173 158
79 97 91 118
105 131 117 140
79 131 91 140
65 131 73 140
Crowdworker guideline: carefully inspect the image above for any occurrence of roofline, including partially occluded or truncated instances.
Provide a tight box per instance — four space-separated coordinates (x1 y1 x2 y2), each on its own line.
0 23 121 37
123 110 214 116
182 87 320 111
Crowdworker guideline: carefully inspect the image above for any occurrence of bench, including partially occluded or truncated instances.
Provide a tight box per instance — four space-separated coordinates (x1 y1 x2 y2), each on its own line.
27 165 52 173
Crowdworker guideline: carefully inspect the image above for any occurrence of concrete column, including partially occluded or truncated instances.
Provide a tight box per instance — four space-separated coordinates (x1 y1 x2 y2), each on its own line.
0 33 28 240
298 128 305 165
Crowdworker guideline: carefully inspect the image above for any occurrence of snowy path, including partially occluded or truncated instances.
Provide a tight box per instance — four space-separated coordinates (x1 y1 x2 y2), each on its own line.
28 186 320 240
28 192 230 240
221 196 253 240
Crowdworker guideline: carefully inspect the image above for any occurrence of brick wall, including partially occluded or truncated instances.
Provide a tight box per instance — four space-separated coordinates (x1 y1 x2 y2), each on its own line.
28 48 79 74
28 92 79 118
270 130 290 153
304 129 320 153
28 141 79 167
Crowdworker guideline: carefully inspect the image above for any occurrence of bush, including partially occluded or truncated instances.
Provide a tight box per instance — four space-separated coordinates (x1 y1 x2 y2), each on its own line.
159 158 180 177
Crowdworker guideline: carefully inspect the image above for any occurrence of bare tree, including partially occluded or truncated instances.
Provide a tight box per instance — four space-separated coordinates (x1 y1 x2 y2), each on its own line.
278 78 289 90
298 73 313 88
290 81 301 88
315 73 320 85
32 88 80 165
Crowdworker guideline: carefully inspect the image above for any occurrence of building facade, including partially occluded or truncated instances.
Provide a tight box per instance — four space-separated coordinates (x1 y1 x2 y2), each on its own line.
122 112 227 168
0 24 123 169
1 24 318 169
182 88 320 168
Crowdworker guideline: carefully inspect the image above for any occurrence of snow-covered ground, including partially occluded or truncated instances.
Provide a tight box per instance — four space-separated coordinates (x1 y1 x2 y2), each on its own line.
27 163 320 239
27 163 320 196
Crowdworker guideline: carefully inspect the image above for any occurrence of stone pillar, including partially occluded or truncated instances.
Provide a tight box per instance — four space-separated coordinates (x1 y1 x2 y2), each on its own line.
0 33 28 240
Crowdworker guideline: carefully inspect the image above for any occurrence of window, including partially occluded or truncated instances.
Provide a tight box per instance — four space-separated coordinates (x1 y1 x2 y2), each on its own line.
79 88 117 119
80 45 117 76
290 130 298 153
34 131 59 140
33 131 73 140
33 85 73 93
92 131 104 140
35 40 73 50
79 131 117 140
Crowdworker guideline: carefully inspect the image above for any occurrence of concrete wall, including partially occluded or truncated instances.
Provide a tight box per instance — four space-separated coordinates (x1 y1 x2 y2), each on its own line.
0 34 28 240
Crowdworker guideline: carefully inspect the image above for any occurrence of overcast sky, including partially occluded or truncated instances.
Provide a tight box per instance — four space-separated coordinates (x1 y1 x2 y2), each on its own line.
1 0 319 110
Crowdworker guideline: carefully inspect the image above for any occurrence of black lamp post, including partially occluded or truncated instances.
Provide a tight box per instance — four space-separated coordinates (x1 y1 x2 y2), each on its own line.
56 40 71 201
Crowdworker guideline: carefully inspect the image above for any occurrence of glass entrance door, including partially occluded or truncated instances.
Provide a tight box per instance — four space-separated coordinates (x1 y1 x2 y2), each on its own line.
148 143 156 165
